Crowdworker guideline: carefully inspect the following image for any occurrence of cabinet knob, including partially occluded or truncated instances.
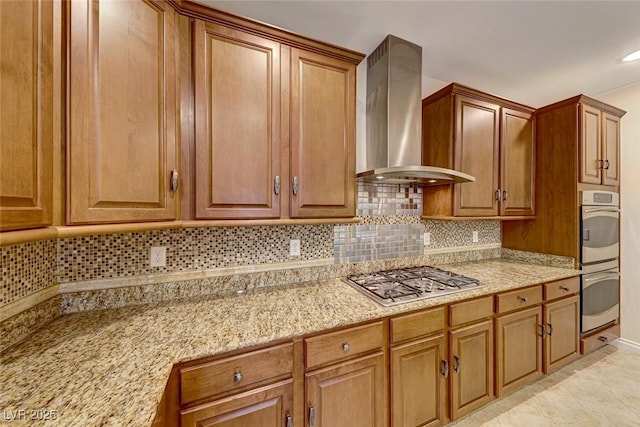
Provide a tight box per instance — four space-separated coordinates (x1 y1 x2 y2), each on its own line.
598 336 609 343
170 169 179 192
292 176 299 195
233 371 242 383
343 343 350 352
274 175 281 195
560 286 570 292
519 297 528 303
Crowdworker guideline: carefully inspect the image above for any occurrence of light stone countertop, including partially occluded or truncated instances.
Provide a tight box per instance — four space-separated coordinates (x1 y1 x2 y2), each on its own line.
0 259 580 426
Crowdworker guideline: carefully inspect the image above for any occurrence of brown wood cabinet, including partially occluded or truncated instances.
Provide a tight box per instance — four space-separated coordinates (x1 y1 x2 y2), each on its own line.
422 83 535 219
306 352 386 427
502 95 625 261
0 0 53 231
193 19 360 220
67 0 179 224
495 306 543 397
543 294 580 373
449 319 494 421
180 379 294 427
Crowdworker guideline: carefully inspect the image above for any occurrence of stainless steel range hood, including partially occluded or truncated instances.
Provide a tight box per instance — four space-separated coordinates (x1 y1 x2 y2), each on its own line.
359 35 475 186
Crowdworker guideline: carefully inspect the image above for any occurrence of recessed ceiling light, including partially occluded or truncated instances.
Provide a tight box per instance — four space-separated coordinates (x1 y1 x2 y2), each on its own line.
375 175 385 180
622 49 640 62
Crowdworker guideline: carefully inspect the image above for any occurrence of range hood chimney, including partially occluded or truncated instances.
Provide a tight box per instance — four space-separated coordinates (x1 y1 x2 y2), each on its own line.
358 35 475 185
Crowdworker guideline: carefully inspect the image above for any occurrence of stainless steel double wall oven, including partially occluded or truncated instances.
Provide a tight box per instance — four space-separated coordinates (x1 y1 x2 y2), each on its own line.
580 191 620 333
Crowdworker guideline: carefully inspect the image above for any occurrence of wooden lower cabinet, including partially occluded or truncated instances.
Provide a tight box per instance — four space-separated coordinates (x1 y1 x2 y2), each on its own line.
391 335 446 427
495 306 543 397
449 320 494 421
305 352 386 427
543 295 580 373
180 379 293 427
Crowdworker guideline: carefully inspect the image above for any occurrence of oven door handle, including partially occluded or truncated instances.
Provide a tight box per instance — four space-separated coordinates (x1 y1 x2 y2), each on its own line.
583 272 620 282
583 207 620 213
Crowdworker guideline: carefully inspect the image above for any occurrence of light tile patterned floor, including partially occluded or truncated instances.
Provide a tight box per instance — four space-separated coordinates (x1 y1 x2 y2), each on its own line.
449 343 640 427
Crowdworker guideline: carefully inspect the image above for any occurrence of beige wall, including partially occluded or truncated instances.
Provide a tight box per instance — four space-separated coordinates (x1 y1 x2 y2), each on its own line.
599 82 640 347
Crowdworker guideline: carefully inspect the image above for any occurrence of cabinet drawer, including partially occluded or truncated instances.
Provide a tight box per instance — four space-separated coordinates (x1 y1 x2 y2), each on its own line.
391 307 445 344
449 296 494 327
544 277 580 301
305 322 384 369
580 323 620 355
180 342 293 406
496 286 542 314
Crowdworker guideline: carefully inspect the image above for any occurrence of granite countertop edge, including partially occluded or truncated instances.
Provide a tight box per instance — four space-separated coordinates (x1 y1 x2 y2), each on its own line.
0 259 581 426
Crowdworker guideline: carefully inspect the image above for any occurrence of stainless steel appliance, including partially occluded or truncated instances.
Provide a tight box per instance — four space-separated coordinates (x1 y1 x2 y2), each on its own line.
345 266 484 306
580 190 620 333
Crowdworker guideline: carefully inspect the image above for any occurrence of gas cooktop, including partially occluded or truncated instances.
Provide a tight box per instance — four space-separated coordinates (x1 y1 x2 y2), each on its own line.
345 266 484 306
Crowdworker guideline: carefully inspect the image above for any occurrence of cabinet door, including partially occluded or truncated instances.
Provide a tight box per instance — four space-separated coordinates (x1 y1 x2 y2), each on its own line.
544 295 580 374
290 48 356 218
602 112 620 186
306 352 386 427
67 0 178 224
449 319 494 421
194 21 281 219
495 306 543 397
0 0 53 231
453 96 500 216
180 379 293 427
579 104 602 184
500 109 535 216
391 335 446 427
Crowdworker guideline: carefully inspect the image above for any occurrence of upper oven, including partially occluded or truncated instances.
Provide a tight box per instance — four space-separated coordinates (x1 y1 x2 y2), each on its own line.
581 191 619 269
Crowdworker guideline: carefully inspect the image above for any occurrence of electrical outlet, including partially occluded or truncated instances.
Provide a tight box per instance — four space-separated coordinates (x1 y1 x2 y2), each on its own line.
423 232 431 246
150 246 166 267
472 231 479 243
289 239 301 257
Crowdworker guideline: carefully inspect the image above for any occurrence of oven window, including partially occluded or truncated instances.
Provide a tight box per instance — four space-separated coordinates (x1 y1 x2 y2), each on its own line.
582 278 619 316
582 216 619 249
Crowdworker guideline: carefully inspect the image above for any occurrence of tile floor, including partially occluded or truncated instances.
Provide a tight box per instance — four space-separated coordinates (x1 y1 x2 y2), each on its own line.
449 343 640 426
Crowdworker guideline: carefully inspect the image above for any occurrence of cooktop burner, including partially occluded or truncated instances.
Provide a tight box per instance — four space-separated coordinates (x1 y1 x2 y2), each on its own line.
345 266 484 306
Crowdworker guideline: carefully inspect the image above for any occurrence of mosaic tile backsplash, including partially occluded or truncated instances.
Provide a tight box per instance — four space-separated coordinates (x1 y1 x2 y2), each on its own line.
1 240 57 306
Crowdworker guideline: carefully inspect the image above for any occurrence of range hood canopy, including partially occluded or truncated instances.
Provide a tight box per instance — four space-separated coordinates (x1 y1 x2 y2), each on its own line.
358 35 475 186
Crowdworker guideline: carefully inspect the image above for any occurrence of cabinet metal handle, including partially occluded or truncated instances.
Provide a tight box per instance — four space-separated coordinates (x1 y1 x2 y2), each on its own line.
274 175 281 195
519 297 528 303
233 371 242 383
453 355 460 373
539 324 546 339
170 169 179 192
583 207 620 213
309 406 315 427
286 414 293 427
597 159 604 169
502 189 508 201
343 343 350 352
560 286 570 292
495 188 502 201
292 176 299 195
441 360 449 378
546 323 553 336
604 159 610 170
598 336 609 343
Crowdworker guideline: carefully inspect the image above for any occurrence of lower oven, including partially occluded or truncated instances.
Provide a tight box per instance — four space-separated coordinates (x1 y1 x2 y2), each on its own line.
581 265 620 333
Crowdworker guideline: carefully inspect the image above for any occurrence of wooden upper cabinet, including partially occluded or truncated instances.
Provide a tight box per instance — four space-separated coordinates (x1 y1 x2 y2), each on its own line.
501 108 535 216
454 95 500 216
579 104 602 185
579 102 622 186
0 0 53 231
290 48 356 218
422 84 535 219
193 21 281 219
67 0 178 224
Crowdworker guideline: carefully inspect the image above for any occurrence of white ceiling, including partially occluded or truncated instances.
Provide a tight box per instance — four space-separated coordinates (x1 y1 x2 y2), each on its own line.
200 0 640 107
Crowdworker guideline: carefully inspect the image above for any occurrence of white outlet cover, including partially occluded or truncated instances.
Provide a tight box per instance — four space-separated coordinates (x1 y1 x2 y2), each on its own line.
472 231 479 243
289 239 301 257
150 246 166 267
423 232 431 246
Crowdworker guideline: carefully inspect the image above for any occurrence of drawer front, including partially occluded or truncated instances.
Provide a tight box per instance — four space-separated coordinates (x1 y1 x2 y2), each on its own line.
391 307 445 344
544 277 580 301
449 296 494 327
180 342 293 405
496 286 542 314
305 321 384 369
580 323 620 355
